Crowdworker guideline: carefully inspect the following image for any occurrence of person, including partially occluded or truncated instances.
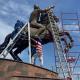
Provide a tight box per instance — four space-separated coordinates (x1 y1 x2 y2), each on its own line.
0 20 24 54
29 5 50 36
31 36 43 66
59 31 74 53
11 20 24 38
14 20 24 33
31 44 36 64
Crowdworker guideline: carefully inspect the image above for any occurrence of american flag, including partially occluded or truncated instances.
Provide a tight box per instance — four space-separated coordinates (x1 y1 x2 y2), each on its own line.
35 41 43 56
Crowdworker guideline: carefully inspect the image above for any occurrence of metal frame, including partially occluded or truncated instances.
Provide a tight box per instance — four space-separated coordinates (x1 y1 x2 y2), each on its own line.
55 12 80 80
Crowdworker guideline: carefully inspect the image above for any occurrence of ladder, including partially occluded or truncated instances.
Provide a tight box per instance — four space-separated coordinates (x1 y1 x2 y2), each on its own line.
0 22 28 60
47 9 71 78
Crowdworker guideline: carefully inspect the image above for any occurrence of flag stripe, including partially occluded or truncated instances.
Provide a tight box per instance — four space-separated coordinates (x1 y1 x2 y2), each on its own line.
36 41 42 54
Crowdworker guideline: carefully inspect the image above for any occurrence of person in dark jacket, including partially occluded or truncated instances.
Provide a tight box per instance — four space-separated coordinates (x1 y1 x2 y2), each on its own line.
0 20 24 54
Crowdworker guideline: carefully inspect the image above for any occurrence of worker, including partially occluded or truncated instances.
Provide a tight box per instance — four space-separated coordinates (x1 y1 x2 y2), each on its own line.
31 35 43 66
59 31 74 53
0 20 24 54
29 5 50 36
11 20 24 38
31 44 36 64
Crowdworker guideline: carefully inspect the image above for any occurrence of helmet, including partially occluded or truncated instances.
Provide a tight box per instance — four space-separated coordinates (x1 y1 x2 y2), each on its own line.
17 20 20 23
34 4 40 9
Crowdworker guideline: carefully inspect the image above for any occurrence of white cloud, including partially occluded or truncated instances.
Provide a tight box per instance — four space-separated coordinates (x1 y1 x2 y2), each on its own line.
8 0 32 12
0 10 8 15
2 6 9 11
3 0 33 16
0 0 33 23
0 20 13 44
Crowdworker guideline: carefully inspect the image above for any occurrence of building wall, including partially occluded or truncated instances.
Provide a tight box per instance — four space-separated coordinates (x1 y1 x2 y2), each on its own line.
0 59 59 80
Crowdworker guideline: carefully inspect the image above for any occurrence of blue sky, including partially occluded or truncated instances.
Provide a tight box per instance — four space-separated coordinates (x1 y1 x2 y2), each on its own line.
0 0 80 79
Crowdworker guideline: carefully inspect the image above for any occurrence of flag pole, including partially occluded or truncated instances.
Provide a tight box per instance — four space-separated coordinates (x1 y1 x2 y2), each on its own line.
28 22 31 64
